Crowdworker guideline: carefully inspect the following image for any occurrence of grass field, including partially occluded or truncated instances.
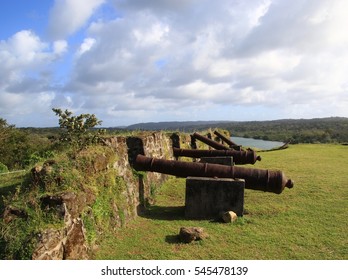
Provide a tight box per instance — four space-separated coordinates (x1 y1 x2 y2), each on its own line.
94 144 348 260
1 144 347 260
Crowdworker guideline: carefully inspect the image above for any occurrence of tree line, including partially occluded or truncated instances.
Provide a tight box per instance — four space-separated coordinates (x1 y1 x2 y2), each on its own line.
1 114 347 172
124 117 348 144
220 117 348 144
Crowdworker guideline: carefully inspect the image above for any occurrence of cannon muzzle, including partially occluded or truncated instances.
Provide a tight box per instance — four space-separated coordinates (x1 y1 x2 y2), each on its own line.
134 155 293 194
173 147 261 165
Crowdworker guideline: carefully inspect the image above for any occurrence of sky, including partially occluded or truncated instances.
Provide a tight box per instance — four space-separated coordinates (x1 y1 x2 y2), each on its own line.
1 0 348 127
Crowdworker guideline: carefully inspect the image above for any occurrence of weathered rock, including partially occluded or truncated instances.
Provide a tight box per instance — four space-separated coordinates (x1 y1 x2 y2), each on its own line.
40 195 65 218
32 229 65 260
179 227 207 243
32 215 89 260
39 191 96 221
63 218 89 260
30 160 63 189
42 163 54 175
2 206 28 223
30 165 43 185
33 191 93 260
93 154 108 172
32 165 43 174
32 218 88 260
221 211 238 223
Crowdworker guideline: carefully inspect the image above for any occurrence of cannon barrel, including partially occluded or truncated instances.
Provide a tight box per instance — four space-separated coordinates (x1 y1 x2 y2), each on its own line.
173 147 261 165
134 155 293 194
213 130 238 147
192 132 229 150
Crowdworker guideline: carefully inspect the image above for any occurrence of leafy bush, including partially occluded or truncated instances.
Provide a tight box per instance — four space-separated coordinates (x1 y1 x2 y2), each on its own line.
52 108 106 151
0 162 8 173
24 151 56 167
0 118 53 170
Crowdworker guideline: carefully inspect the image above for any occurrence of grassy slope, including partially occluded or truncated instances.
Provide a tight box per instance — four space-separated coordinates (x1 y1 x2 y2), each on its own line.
95 144 348 260
0 172 26 213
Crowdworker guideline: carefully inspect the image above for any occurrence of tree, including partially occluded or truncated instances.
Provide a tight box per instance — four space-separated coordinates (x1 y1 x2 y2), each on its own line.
52 108 105 150
0 118 14 143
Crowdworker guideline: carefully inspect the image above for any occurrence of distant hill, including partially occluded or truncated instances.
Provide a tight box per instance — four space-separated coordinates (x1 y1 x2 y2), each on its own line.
126 120 230 131
18 117 348 144
125 117 348 144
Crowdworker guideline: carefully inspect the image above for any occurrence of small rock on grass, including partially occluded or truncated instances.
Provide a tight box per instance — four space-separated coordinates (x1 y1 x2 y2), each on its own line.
179 227 207 243
221 211 238 223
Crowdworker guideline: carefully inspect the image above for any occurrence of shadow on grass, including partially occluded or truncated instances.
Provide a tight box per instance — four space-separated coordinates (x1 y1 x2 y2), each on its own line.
165 234 181 244
139 205 186 221
0 183 19 196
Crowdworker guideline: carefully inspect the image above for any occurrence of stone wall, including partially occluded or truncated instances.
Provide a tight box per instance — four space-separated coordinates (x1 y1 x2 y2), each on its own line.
2 130 230 259
105 131 175 214
30 131 176 260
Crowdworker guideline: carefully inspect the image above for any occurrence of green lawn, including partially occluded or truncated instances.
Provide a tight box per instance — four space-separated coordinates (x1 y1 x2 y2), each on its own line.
95 144 348 260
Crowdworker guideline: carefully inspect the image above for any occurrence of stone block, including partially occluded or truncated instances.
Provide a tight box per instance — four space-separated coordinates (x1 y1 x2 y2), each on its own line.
199 156 234 166
185 177 244 219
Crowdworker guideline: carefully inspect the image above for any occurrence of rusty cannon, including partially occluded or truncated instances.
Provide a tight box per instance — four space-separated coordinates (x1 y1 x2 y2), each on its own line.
213 130 239 148
173 147 261 165
192 132 229 150
134 154 294 194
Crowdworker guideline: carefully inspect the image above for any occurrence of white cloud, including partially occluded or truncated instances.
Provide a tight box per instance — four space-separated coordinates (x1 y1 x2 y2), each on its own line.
112 0 197 12
55 0 348 125
0 91 55 117
132 23 169 47
0 31 50 87
177 80 231 101
9 30 46 56
1 0 348 126
53 40 68 55
0 30 67 120
76 38 96 56
0 30 48 69
0 32 68 84
47 0 105 40
235 0 348 55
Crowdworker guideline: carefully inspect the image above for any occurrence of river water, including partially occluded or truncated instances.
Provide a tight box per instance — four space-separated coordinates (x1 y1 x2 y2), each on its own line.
231 136 285 150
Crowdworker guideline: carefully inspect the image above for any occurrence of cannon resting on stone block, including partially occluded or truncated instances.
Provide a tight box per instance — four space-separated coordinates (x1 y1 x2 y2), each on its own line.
134 154 294 194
